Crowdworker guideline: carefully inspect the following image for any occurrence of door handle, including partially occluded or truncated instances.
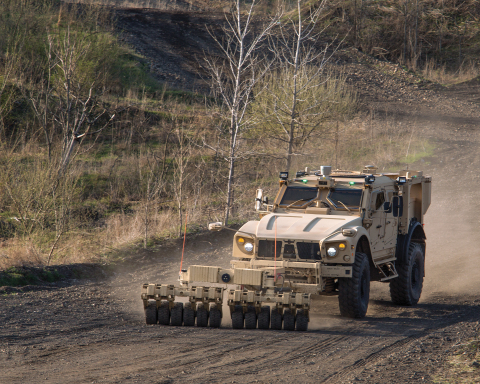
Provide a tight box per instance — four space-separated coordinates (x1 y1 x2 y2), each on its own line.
386 221 391 224
376 225 382 228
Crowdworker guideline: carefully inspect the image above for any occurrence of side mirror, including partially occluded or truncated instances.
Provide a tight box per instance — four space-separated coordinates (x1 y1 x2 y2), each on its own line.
255 189 263 211
208 222 223 231
383 201 392 213
392 196 404 218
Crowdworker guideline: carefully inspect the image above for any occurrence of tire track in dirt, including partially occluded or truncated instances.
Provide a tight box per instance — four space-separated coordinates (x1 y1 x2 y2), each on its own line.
321 306 480 383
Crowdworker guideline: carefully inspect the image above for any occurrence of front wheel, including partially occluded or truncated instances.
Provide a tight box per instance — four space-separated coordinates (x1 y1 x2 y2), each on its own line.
338 252 370 318
390 242 424 305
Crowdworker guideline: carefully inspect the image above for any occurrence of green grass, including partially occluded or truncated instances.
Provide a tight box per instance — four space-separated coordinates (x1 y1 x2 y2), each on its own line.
0 267 39 286
403 140 435 165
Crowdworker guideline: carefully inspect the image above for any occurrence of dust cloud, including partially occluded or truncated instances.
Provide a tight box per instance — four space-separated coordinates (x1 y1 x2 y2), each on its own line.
421 121 480 299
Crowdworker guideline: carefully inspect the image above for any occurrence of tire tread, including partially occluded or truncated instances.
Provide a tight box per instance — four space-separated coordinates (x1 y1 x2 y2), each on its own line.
338 252 370 318
390 242 424 305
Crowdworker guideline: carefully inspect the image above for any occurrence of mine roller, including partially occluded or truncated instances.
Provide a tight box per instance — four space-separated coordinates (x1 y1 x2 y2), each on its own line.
142 165 431 331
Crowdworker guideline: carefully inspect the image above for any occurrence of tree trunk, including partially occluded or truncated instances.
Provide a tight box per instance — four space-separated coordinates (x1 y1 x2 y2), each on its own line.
144 180 150 249
225 141 235 225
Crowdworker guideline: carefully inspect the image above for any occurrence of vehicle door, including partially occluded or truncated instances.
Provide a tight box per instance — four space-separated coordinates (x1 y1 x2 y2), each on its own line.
383 187 398 250
368 189 386 257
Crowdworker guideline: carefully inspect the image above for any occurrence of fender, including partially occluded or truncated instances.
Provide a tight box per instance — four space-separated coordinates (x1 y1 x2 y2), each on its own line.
353 226 372 255
395 219 426 265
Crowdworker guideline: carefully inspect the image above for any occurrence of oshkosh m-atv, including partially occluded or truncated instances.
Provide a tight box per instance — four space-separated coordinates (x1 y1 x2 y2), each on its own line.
141 165 431 331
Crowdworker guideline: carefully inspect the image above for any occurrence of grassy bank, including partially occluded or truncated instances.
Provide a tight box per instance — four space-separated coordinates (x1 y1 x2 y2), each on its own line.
0 0 437 272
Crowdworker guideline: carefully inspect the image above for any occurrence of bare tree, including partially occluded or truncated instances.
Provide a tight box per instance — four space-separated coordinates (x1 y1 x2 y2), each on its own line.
49 26 116 174
203 0 280 224
28 34 57 160
252 0 356 172
141 126 171 249
172 124 192 237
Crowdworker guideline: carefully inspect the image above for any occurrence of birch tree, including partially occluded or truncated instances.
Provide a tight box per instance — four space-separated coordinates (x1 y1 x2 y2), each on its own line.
203 0 280 225
253 0 356 172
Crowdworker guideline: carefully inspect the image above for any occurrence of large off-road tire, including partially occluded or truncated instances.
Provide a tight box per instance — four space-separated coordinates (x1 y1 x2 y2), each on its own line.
245 306 257 329
270 308 282 330
209 306 222 328
338 252 370 318
231 305 244 329
257 306 270 330
283 308 295 331
145 300 157 325
183 304 195 326
158 301 170 325
170 302 184 326
196 304 209 327
295 309 308 332
390 242 425 305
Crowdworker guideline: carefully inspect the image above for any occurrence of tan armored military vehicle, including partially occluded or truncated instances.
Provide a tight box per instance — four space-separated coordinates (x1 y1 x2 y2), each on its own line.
141 165 431 331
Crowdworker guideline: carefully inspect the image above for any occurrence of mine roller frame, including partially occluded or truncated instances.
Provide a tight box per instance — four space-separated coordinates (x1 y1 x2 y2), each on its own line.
141 265 310 331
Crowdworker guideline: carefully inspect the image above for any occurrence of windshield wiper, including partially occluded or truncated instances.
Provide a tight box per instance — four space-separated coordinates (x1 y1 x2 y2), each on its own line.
335 200 351 213
286 197 315 208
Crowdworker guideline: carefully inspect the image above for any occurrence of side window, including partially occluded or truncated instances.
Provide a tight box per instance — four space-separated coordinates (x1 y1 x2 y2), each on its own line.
371 191 385 211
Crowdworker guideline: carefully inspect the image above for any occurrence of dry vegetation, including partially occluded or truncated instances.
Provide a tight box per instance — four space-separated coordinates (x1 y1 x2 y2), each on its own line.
323 0 480 84
0 0 464 269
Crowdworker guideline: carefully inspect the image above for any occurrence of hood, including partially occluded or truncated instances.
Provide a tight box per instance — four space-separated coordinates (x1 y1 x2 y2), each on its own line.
244 213 361 241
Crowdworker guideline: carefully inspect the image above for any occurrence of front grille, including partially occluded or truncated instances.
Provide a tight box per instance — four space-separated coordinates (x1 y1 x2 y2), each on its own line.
258 240 282 258
283 244 296 259
297 242 321 260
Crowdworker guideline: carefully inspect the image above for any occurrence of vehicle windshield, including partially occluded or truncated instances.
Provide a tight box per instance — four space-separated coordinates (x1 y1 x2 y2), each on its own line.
328 188 363 209
280 186 318 207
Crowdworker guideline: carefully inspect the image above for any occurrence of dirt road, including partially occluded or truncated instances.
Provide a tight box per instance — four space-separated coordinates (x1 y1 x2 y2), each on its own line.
1 5 480 384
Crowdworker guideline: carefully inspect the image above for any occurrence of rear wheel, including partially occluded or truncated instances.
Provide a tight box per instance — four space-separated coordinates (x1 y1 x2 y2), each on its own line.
338 252 370 318
170 302 183 326
196 304 209 327
183 304 195 326
145 300 157 325
231 305 244 329
283 308 295 331
245 306 257 329
257 306 270 330
209 306 222 328
295 309 308 332
158 301 170 325
390 242 425 305
271 308 282 330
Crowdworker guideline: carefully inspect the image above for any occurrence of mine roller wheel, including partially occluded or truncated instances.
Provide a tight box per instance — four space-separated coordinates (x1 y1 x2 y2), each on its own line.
271 308 282 330
338 252 370 318
231 305 244 329
209 305 222 328
283 308 295 331
245 305 257 329
257 306 270 330
183 304 195 327
171 302 184 326
390 242 425 306
196 303 209 327
295 309 308 332
145 300 157 325
158 301 170 325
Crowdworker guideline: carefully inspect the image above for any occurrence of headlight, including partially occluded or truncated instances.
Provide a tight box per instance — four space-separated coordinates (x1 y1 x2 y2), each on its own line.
327 247 337 257
244 242 254 252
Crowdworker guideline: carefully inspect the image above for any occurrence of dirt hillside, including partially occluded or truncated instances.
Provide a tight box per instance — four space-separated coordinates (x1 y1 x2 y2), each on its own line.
1 3 480 384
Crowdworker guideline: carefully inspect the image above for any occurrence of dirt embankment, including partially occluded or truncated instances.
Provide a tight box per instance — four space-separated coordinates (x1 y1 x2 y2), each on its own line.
1 4 480 384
